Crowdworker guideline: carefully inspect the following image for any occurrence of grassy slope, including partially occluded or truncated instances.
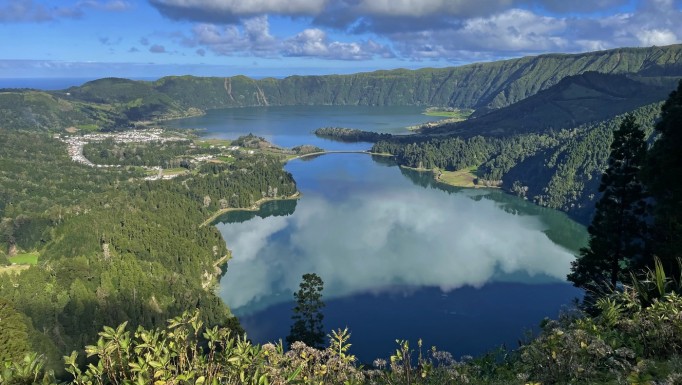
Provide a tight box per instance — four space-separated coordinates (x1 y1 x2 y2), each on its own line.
8 252 39 265
422 72 677 136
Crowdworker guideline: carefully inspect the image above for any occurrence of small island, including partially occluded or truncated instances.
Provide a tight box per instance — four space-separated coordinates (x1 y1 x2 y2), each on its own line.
314 127 392 143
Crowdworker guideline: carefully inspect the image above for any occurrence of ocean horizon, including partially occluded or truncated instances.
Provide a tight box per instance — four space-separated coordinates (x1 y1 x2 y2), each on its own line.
0 77 162 90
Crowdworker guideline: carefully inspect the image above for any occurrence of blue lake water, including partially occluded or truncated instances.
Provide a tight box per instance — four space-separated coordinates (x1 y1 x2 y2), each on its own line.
171 106 587 362
165 105 438 150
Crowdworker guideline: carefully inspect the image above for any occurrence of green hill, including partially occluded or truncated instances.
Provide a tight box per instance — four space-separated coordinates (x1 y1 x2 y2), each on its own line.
373 102 663 224
142 44 682 111
2 44 682 131
421 72 676 136
65 77 190 122
0 90 123 131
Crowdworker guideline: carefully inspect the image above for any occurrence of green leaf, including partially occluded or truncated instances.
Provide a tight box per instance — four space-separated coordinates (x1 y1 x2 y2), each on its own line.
286 364 304 383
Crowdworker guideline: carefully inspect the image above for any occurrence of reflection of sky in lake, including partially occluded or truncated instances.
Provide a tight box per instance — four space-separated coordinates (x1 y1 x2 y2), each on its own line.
170 105 587 360
217 154 583 316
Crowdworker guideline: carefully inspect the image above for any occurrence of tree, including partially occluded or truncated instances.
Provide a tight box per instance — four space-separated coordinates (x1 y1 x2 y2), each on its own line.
0 299 32 364
568 114 649 294
643 80 682 274
286 273 325 349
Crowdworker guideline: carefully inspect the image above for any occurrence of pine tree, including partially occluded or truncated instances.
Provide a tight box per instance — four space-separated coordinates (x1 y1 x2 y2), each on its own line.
0 299 32 364
643 80 682 273
568 114 649 293
286 273 325 349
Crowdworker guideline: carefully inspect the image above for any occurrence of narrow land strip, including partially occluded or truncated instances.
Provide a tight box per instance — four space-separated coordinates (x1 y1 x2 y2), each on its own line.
286 150 393 161
199 192 302 227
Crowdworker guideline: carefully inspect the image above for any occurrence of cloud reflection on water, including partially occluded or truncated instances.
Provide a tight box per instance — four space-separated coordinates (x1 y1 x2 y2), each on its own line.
217 186 576 314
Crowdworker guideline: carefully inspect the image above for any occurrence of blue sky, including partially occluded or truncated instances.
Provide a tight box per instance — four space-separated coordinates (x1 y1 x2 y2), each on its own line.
1 0 681 79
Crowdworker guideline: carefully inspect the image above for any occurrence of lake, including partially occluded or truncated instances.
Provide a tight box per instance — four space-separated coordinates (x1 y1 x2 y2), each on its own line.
170 106 587 362
165 105 438 150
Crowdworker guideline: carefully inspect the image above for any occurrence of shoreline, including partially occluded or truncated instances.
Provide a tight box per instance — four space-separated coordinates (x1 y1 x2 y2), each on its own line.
285 150 393 162
200 192 302 227
400 165 500 189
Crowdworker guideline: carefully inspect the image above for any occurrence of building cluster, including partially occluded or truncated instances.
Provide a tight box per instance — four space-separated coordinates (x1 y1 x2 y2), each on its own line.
60 129 185 167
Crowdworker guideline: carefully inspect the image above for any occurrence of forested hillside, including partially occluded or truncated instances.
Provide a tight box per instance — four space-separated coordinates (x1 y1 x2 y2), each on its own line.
0 129 296 371
374 103 662 224
0 90 125 131
421 72 675 136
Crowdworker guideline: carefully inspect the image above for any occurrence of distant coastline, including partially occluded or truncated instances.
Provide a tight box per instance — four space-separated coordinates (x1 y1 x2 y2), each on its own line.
0 77 158 90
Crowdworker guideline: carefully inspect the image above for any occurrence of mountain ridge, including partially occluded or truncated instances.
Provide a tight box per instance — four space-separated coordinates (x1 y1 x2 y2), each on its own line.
2 44 681 131
420 71 677 136
65 44 682 123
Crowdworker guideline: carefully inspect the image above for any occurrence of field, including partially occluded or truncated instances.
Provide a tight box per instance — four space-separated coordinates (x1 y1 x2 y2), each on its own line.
194 139 232 148
9 251 39 265
162 168 189 176
0 252 38 275
423 108 474 120
216 156 235 163
435 166 479 188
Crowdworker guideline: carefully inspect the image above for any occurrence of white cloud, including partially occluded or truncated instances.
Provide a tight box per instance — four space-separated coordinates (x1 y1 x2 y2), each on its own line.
220 215 289 263
149 0 327 23
185 16 393 60
578 0 682 48
458 9 567 50
535 0 630 13
387 8 572 61
384 1 682 62
283 28 394 60
149 0 515 20
636 29 678 46
356 0 509 17
146 0 682 62
187 16 279 57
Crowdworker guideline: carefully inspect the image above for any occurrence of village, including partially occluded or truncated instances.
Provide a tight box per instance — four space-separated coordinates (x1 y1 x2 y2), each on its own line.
57 128 284 181
59 129 218 179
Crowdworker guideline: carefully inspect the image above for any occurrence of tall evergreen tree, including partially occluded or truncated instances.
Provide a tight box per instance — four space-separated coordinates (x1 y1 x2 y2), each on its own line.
568 114 648 293
286 273 325 349
643 80 682 273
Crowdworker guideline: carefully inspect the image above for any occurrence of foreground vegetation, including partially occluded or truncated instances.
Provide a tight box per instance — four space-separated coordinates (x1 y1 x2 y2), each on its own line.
5 264 682 384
